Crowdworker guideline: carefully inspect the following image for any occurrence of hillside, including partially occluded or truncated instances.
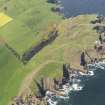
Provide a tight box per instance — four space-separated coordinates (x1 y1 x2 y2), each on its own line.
0 0 62 105
20 15 99 102
0 0 99 105
0 0 62 54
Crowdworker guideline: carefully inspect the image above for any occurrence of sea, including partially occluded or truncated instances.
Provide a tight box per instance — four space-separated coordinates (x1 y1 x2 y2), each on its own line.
49 0 105 105
46 63 105 105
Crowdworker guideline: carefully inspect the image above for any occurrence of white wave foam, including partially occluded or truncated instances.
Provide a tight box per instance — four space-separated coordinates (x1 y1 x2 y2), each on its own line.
71 83 83 91
45 62 105 105
47 98 58 105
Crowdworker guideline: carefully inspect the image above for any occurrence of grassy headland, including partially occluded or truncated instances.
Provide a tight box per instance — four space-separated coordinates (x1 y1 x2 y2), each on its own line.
0 0 62 105
0 0 99 105
29 15 99 97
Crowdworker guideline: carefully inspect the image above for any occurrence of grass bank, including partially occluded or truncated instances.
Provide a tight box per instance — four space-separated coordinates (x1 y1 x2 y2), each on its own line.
0 0 62 105
0 1 99 105
29 15 98 97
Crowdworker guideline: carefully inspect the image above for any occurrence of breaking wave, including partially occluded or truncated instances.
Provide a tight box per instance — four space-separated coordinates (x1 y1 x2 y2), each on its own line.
46 61 105 105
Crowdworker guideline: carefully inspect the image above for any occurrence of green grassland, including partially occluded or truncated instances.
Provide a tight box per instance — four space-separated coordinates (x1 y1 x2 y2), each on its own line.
0 0 62 104
35 62 63 81
0 0 99 104
32 15 99 90
0 44 22 105
0 0 62 54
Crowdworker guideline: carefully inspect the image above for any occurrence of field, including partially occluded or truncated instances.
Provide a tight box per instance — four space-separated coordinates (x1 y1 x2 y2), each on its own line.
0 0 62 105
0 0 62 54
0 12 12 27
19 15 99 99
30 15 98 92
0 0 99 105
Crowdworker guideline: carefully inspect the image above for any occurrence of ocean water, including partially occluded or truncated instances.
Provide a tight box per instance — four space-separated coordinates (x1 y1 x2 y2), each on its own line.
56 69 105 105
60 0 105 17
51 0 105 105
57 0 105 104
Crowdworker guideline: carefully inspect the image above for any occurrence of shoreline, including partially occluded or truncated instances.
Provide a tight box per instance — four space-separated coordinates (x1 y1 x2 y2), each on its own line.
12 13 101 104
47 58 105 103
2 0 105 105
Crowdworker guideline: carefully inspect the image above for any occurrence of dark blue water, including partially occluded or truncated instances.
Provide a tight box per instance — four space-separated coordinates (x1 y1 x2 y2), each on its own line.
70 70 105 105
57 69 105 105
60 0 105 17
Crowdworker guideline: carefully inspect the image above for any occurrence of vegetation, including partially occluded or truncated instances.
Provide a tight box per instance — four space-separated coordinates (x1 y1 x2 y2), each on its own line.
0 0 62 54
31 62 62 93
0 12 12 27
0 0 62 105
32 15 98 95
0 0 99 105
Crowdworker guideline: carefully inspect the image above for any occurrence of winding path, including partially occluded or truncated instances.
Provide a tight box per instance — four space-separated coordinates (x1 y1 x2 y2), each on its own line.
18 22 95 96
18 60 63 96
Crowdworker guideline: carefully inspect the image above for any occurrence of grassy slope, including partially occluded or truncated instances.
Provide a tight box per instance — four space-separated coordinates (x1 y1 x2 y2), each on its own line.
30 15 99 94
0 12 98 105
31 62 63 93
0 1 99 104
0 0 62 54
32 15 98 66
0 0 62 105
0 44 23 105
0 14 98 105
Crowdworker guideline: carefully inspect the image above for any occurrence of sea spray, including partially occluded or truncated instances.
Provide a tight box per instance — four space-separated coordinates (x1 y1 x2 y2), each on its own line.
46 62 105 105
